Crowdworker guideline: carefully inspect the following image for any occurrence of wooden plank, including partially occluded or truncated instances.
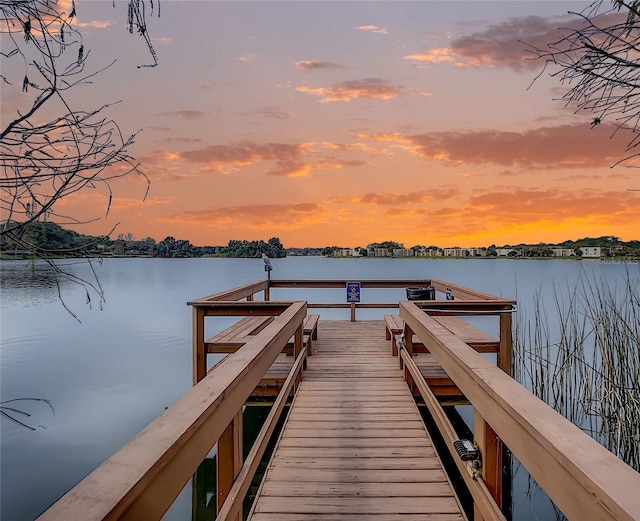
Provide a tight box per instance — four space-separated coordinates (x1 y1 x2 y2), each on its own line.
254 496 461 514
251 515 464 521
257 480 454 496
264 467 449 483
276 446 436 458
285 420 425 429
281 428 427 438
286 413 423 422
270 456 443 470
277 437 434 449
249 320 464 521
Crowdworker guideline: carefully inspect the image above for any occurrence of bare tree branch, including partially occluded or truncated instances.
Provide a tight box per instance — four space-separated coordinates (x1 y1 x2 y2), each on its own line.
526 1 640 163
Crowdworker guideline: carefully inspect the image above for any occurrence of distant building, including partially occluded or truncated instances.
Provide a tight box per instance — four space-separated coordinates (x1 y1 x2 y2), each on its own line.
496 248 515 257
580 246 602 258
552 248 575 257
368 248 391 257
414 247 442 257
335 248 360 257
443 248 467 257
393 248 414 257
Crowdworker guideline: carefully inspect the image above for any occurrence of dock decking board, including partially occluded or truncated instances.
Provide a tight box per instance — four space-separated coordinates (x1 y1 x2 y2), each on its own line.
249 320 465 520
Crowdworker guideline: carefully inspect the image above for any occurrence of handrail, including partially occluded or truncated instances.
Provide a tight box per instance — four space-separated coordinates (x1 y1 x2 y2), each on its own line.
36 301 307 521
215 339 307 521
187 280 268 305
399 301 640 521
398 343 505 521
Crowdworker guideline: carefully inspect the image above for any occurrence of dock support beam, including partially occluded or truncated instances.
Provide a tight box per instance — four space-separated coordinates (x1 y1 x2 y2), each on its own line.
474 410 503 519
498 311 513 376
217 411 243 520
193 306 206 385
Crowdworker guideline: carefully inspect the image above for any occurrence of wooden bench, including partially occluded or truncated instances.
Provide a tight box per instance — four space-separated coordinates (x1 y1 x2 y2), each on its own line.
205 316 274 353
384 314 499 355
285 314 320 356
206 314 320 357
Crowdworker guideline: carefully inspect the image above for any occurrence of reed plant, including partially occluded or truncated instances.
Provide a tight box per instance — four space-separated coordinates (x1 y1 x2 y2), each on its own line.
513 266 640 472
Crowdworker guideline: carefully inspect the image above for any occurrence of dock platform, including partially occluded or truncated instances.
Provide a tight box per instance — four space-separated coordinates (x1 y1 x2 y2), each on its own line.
36 278 640 521
250 320 464 520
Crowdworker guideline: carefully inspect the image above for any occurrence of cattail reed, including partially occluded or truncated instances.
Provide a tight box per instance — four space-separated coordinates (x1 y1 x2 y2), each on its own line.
513 266 640 471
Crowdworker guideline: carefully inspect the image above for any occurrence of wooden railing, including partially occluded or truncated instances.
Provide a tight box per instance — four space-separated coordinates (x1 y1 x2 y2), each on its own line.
398 300 640 521
37 277 637 521
37 299 307 521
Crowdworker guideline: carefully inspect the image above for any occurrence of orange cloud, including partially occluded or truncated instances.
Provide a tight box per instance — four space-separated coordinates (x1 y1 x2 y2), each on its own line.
174 141 372 177
329 188 459 206
269 159 369 177
297 78 403 102
164 203 329 229
179 142 303 174
243 106 298 120
417 187 640 243
406 13 626 71
357 25 389 35
357 133 413 144
238 53 257 62
467 188 639 224
296 60 341 71
377 123 631 168
111 196 171 210
404 47 456 66
76 20 114 29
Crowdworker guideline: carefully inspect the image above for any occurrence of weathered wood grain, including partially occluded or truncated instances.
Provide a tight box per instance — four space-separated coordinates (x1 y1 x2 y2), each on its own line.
248 320 464 520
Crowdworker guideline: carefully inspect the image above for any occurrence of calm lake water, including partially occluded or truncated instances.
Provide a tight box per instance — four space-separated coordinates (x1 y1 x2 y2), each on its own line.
1 256 638 520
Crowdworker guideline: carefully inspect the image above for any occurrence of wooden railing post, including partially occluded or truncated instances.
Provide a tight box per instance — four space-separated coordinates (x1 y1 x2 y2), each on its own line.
473 411 503 520
294 323 305 378
350 302 356 322
498 311 513 375
192 306 206 385
217 410 243 519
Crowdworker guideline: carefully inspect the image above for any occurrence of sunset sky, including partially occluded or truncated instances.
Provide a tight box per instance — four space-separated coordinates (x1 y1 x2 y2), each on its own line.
6 1 640 247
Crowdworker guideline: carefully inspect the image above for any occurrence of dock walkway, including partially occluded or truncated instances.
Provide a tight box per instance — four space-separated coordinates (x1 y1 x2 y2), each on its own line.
250 320 465 520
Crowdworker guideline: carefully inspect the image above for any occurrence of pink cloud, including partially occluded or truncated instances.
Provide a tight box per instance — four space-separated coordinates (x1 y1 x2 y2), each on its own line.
296 60 341 71
165 203 329 229
297 78 403 102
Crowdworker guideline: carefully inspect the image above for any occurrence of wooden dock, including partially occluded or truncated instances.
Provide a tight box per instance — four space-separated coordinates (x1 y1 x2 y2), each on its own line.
250 320 464 520
36 278 640 521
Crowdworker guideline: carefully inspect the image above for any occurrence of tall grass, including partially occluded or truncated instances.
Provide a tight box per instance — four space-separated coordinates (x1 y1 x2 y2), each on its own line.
513 266 640 472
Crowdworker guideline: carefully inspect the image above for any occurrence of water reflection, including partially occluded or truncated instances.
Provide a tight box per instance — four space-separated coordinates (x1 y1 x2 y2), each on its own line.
1 258 637 521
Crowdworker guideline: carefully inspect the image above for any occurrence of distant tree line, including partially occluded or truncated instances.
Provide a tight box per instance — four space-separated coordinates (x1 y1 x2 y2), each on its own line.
1 222 638 260
221 238 286 258
0 222 289 259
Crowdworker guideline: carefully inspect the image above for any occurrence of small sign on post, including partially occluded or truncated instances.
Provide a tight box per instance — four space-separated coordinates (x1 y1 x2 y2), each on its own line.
346 282 361 303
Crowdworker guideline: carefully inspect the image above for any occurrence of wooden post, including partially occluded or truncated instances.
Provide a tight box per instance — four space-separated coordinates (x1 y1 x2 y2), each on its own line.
474 410 503 520
264 286 270 301
350 302 356 322
295 323 305 377
498 311 513 376
192 306 206 385
217 410 243 519
405 324 414 356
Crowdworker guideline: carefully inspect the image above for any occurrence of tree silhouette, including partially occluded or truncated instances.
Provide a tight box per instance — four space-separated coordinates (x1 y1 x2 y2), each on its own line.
528 0 640 164
1 0 158 314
